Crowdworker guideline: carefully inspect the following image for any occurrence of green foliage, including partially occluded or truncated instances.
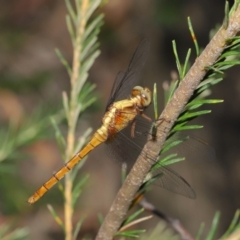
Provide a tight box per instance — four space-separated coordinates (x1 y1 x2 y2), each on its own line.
117 229 146 239
220 209 240 239
0 224 29 240
139 222 180 240
0 71 52 94
72 174 89 208
116 209 150 238
205 211 221 240
0 109 63 165
195 210 240 240
73 217 85 240
47 0 104 239
118 2 240 239
0 63 65 240
188 17 200 56
122 209 145 227
47 204 65 231
0 107 66 238
136 209 240 240
151 17 240 177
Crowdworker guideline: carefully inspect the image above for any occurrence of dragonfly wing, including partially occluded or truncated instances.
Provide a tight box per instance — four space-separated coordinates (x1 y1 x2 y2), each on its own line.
105 38 150 110
150 167 196 199
105 115 149 168
105 115 196 198
106 71 125 111
162 131 215 162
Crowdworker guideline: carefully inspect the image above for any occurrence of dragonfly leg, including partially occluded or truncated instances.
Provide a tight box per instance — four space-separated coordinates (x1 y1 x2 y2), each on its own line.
155 117 172 134
131 120 136 138
155 118 164 126
140 113 152 122
156 117 171 124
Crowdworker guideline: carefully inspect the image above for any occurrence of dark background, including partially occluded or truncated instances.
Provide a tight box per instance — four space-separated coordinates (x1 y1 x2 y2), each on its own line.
0 0 239 239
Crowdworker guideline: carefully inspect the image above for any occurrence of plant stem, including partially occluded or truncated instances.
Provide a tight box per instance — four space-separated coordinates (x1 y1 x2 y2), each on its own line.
64 1 89 240
96 3 240 240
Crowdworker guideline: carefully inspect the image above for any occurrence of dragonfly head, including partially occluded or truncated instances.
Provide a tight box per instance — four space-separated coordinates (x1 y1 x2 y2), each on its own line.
132 86 152 107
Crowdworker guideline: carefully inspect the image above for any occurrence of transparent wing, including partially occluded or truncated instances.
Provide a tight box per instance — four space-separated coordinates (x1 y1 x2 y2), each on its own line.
105 114 151 166
162 131 216 163
106 71 125 111
105 38 150 111
105 115 196 199
150 167 196 199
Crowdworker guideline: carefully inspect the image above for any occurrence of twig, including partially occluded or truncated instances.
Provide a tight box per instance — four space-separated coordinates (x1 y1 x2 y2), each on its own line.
65 1 89 240
118 215 153 232
96 4 240 240
139 198 194 240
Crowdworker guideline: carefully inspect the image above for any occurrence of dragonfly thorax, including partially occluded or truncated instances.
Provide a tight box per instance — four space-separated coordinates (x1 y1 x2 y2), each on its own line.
131 86 152 107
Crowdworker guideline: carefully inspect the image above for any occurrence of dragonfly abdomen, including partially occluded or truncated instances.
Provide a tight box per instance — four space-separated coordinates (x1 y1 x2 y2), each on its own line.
27 130 107 204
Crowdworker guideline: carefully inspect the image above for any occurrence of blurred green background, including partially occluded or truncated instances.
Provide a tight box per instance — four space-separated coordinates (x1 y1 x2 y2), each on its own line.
0 0 239 239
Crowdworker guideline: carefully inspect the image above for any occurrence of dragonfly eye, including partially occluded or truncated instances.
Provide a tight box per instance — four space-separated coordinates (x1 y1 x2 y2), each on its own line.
141 87 152 107
132 86 152 107
131 86 143 97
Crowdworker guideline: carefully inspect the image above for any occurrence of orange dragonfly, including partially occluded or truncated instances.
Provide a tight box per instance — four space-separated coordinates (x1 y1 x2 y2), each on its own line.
28 39 195 204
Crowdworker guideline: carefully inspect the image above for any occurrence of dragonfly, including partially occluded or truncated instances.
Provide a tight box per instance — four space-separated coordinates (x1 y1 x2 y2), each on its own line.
28 38 195 204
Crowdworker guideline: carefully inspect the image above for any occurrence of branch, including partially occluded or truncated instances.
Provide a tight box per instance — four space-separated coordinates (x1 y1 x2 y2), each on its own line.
139 198 194 240
96 3 240 240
